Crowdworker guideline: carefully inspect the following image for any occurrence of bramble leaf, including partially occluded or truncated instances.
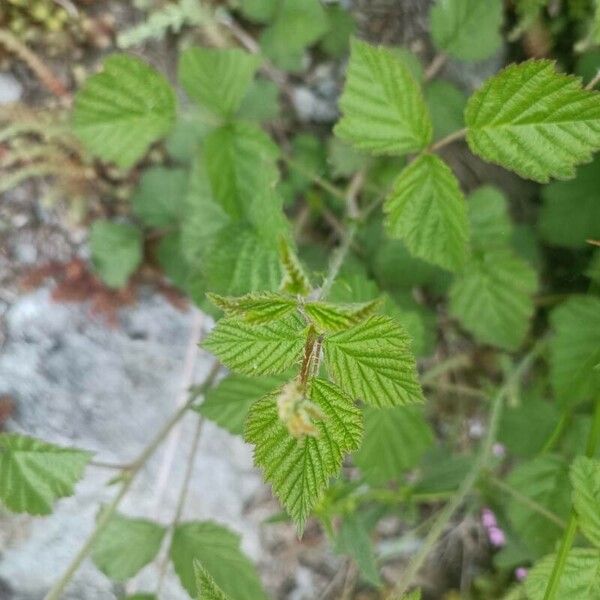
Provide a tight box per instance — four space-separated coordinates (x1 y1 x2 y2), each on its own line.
203 314 307 376
195 560 231 600
89 220 143 289
73 55 175 168
540 156 600 248
91 513 166 581
324 315 424 407
465 60 600 182
430 0 503 61
506 455 571 557
449 248 537 350
425 80 467 141
278 237 312 296
467 185 513 250
335 39 432 155
178 47 260 118
207 292 296 324
550 296 600 405
171 521 266 600
132 167 187 228
245 378 363 532
354 406 433 485
570 456 600 548
203 121 279 221
0 433 90 515
384 154 469 271
194 374 285 436
525 548 600 599
303 300 381 333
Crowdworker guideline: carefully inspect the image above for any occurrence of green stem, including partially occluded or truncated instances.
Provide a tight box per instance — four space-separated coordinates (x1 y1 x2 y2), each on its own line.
388 342 544 599
43 362 221 600
540 410 572 454
542 396 600 600
429 128 467 153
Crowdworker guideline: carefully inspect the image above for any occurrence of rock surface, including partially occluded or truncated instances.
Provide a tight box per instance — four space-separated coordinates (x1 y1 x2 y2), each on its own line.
0 289 325 599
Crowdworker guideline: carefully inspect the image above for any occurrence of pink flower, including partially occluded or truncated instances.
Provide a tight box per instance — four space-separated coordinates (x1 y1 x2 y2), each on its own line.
515 567 528 581
481 508 497 529
488 526 506 547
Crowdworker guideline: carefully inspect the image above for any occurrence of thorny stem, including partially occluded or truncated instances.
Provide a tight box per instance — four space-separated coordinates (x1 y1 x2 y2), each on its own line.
43 361 221 600
429 128 468 153
388 341 545 599
542 395 600 600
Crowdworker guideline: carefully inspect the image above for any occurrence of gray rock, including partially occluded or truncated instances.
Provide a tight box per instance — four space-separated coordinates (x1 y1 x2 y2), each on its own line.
0 73 22 105
0 290 269 599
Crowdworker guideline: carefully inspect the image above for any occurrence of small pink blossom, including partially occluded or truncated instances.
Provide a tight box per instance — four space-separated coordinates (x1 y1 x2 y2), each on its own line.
488 526 506 547
481 508 497 529
515 567 528 581
492 442 506 458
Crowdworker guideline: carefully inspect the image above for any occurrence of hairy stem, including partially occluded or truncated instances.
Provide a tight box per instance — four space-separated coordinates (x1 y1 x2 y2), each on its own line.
542 395 600 600
388 342 544 598
43 361 221 600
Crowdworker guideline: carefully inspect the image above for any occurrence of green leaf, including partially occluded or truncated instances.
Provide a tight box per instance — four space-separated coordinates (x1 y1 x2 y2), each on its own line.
465 60 600 183
327 138 368 179
237 79 280 122
449 248 537 350
207 292 297 324
203 314 307 376
278 237 312 296
467 185 513 250
0 433 90 515
73 55 175 169
506 455 571 557
259 0 328 71
354 406 433 485
425 80 467 141
430 0 503 61
132 167 187 228
245 378 363 531
550 296 600 405
335 513 381 586
91 513 166 581
539 156 600 248
335 39 432 156
570 456 600 547
157 232 191 290
203 227 282 296
195 560 231 600
237 0 276 24
194 374 285 436
384 154 469 271
203 122 279 221
170 521 266 600
324 315 424 407
525 548 600 599
320 5 355 58
304 300 381 333
89 220 143 289
178 47 260 118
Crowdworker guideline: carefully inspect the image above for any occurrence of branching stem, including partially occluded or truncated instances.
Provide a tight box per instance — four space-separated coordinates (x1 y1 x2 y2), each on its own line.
429 128 467 153
424 53 448 81
388 341 544 599
43 361 221 600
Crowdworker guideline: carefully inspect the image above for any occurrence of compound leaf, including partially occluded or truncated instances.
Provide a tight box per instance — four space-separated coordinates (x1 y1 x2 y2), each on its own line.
550 296 600 405
73 55 175 168
207 292 297 325
465 60 600 182
384 154 469 271
203 314 307 376
570 456 600 547
449 248 537 350
178 47 260 118
525 548 600 599
335 39 432 155
354 406 433 485
245 378 363 532
278 237 312 296
89 220 143 289
171 521 266 600
92 513 166 582
430 0 503 61
194 374 285 436
324 315 424 407
467 185 513 250
304 300 381 333
0 433 90 515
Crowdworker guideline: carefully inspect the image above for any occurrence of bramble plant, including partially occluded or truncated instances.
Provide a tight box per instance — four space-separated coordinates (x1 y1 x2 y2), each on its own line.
2 0 600 599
